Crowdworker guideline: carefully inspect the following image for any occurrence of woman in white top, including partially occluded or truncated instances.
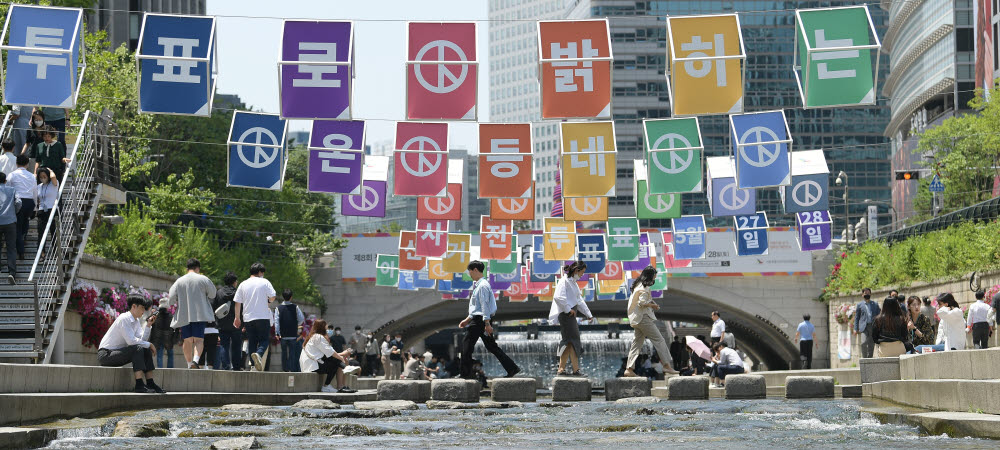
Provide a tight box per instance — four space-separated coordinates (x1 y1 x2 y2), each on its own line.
935 293 967 351
299 319 356 393
549 261 593 376
35 167 58 254
624 266 679 377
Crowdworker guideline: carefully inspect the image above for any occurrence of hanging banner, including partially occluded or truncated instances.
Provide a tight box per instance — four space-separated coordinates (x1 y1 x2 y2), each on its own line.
537 19 613 119
478 123 533 198
671 215 707 260
406 22 478 120
136 13 215 115
730 110 792 189
794 5 879 108
443 233 471 273
490 194 535 221
492 263 521 282
1 5 85 108
734 212 770 256
341 155 389 218
838 329 852 360
398 231 427 271
427 258 450 280
650 261 669 291
633 159 681 220
576 234 607 275
666 14 745 116
543 218 576 261
598 260 624 281
488 273 512 291
560 121 617 197
308 120 365 194
782 149 830 213
531 235 563 274
796 210 833 251
489 243 519 274
564 197 609 221
393 122 449 196
623 233 655 271
660 231 691 269
451 273 473 291
706 156 756 217
375 254 399 287
415 219 448 257
643 117 704 194
480 216 513 260
418 182 463 220
397 270 416 291
606 217 640 261
413 270 436 289
279 20 353 119
227 111 287 190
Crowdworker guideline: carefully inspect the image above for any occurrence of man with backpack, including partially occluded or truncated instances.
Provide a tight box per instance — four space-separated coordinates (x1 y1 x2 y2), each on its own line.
273 289 304 372
213 272 241 371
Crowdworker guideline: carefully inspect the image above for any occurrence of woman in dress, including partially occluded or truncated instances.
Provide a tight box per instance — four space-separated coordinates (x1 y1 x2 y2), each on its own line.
936 293 967 351
549 261 593 376
299 319 356 393
624 266 678 377
906 296 935 350
872 297 910 357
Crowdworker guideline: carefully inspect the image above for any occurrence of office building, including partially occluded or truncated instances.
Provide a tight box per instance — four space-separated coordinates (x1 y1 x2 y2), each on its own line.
87 0 207 51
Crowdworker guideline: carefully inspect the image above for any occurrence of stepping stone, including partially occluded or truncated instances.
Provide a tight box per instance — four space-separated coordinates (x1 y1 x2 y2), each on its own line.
491 378 536 402
353 400 418 411
431 379 481 403
605 377 652 401
615 396 660 405
292 399 340 409
785 376 834 399
377 380 431 403
724 374 766 399
552 376 591 402
667 376 709 400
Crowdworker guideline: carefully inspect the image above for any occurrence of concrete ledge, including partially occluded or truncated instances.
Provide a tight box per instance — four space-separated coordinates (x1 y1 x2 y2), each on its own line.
551 377 591 402
0 391 375 426
865 406 1000 440
431 379 480 403
837 385 862 398
724 375 766 399
605 378 652 401
866 379 1000 414
376 380 431 403
899 348 1000 381
491 378 537 403
859 357 900 384
785 376 834 399
666 376 709 400
0 427 57 449
756 368 860 387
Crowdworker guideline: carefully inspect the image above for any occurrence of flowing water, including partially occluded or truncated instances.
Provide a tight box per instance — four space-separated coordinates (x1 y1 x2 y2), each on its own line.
37 400 992 448
473 330 656 386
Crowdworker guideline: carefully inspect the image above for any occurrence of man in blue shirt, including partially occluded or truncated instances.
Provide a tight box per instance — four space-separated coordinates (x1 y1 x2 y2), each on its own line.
795 314 817 369
459 260 521 379
0 172 21 285
853 288 878 358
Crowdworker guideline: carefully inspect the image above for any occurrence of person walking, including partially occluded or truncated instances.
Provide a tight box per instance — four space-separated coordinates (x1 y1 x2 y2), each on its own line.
906 296 935 350
549 261 593 376
96 295 166 393
0 172 21 285
7 156 34 261
0 139 17 176
233 262 277 372
853 288 878 358
364 331 380 376
213 272 241 371
967 290 991 349
33 126 68 182
872 298 911 357
299 319 356 393
9 105 30 155
795 314 817 369
709 311 726 344
149 305 175 369
21 110 46 170
624 266 679 377
34 167 58 250
198 322 220 370
936 293 967 351
274 289 304 372
459 260 521 379
669 336 684 372
330 327 347 353
166 258 217 369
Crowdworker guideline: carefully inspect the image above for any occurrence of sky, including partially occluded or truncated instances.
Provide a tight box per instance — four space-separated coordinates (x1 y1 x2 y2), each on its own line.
207 0 490 152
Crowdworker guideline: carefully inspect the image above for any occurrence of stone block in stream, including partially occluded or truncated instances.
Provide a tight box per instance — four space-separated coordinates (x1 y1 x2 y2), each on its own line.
431 379 481 403
377 380 431 402
667 376 709 400
605 377 652 401
724 374 766 399
552 377 592 402
210 437 261 450
785 376 835 399
491 378 537 402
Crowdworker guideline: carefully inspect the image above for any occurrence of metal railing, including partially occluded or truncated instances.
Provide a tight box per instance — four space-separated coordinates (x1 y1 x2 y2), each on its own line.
27 110 120 362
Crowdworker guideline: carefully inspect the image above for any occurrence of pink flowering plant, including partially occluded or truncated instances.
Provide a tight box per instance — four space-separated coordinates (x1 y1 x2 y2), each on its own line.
69 280 158 348
834 304 855 326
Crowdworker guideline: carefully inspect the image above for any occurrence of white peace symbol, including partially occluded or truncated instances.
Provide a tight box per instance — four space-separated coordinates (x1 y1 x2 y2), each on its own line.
738 126 781 168
719 182 751 211
601 263 620 278
651 134 695 174
791 180 823 207
644 191 675 213
0 191 6 204
430 262 446 278
347 185 380 212
423 191 455 215
497 198 528 214
399 136 444 177
237 127 280 168
414 40 469 94
570 198 600 216
507 283 522 295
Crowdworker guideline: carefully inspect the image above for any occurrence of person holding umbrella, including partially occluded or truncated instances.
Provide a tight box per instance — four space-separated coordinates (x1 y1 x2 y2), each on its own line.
623 266 678 377
682 335 712 376
549 261 594 376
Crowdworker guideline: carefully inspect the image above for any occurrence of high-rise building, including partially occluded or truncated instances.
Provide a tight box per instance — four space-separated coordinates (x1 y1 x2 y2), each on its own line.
87 0 207 51
883 0 977 226
488 0 893 232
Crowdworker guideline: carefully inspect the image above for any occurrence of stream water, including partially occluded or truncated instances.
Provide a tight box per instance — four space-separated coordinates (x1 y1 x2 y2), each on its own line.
37 400 992 449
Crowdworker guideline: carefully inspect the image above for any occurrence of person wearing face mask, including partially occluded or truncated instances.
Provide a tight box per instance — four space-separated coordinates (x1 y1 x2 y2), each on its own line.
38 106 69 145
34 126 68 182
21 110 46 170
549 261 594 376
853 288 879 358
363 332 379 376
330 326 347 353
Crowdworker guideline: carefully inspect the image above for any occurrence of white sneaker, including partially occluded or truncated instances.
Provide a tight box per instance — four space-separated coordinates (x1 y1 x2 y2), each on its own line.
344 365 361 375
321 385 336 393
250 353 264 372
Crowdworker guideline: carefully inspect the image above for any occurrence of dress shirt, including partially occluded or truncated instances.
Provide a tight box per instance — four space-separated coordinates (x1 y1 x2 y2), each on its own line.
549 275 593 324
467 278 497 320
797 321 815 341
234 276 276 323
299 334 335 373
711 319 726 338
627 285 657 324
0 153 16 176
98 312 151 350
273 301 305 337
7 168 36 200
37 182 57 210
0 185 20 226
718 347 744 367
967 300 990 326
937 307 967 350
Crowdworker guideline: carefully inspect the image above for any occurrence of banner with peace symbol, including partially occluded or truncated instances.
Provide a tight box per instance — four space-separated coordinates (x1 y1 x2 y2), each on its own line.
393 121 449 197
406 22 478 120
537 19 613 119
666 14 746 116
341 180 386 218
633 159 681 220
563 197 608 221
227 111 288 190
417 182 463 220
643 117 704 194
490 193 535 221
781 149 829 213
478 124 534 198
706 156 756 217
794 5 880 108
278 20 353 120
729 110 792 189
427 258 449 280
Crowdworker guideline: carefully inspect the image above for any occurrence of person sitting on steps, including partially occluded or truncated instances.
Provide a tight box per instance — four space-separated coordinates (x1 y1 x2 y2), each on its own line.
96 295 166 393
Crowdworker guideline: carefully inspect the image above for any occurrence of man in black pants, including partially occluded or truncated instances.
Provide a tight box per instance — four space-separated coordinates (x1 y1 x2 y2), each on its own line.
459 260 520 379
97 295 166 393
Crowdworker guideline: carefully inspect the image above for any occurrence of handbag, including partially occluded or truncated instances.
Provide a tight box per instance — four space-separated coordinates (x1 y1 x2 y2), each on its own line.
214 301 231 319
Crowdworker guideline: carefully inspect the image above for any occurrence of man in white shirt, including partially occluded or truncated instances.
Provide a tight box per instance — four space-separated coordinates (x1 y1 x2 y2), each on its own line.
709 341 745 387
233 262 276 371
7 155 36 260
97 295 166 393
967 290 992 349
458 260 520 379
710 311 726 344
0 139 17 176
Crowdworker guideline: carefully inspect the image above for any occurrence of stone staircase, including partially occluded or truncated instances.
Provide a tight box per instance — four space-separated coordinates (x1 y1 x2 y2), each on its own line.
0 110 123 364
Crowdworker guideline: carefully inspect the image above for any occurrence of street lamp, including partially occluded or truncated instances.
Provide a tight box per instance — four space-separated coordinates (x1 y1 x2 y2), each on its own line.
835 171 851 241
